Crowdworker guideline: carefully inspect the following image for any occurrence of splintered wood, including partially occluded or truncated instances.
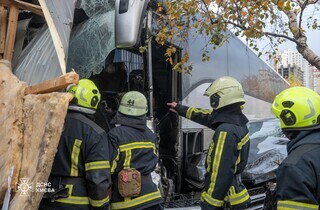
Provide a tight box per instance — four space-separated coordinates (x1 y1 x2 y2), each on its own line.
0 6 7 59
0 0 43 17
0 59 73 209
25 71 79 95
0 0 43 60
3 3 19 61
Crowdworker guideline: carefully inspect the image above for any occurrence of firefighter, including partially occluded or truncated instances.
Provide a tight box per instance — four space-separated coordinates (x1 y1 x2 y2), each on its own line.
107 91 163 210
271 86 320 210
167 76 251 210
39 79 112 210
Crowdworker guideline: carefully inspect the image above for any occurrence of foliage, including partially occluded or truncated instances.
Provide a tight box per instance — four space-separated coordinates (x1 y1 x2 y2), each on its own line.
287 72 302 86
153 0 320 72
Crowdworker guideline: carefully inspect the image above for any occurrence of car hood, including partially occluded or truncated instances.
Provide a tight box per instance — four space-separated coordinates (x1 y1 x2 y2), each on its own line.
242 135 289 185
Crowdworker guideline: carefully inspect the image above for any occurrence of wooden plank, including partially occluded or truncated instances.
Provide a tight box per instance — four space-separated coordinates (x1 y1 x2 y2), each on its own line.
0 6 7 56
0 0 10 7
25 72 79 95
14 0 43 16
3 4 18 61
0 0 13 9
39 0 66 74
0 0 43 16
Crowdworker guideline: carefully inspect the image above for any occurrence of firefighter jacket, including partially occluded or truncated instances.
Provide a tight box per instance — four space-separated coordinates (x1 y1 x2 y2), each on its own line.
40 110 112 210
175 103 250 210
276 130 320 210
107 112 163 210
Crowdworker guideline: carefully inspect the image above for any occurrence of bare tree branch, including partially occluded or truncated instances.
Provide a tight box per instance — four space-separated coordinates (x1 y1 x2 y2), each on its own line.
264 32 300 44
234 2 243 26
299 0 309 29
226 21 247 30
296 0 303 7
201 0 216 25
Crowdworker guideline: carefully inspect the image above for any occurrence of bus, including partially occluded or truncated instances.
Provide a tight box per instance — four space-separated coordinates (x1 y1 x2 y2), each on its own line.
92 0 290 208
10 0 290 208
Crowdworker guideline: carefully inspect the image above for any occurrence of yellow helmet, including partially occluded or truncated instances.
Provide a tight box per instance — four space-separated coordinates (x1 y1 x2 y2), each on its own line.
204 76 245 109
118 91 148 116
67 79 101 110
272 87 320 130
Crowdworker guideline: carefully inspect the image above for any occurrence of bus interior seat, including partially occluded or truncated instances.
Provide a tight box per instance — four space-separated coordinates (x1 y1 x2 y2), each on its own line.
129 69 144 91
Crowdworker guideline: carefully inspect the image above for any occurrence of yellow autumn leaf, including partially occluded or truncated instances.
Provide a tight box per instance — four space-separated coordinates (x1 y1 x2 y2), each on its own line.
139 46 147 53
216 0 223 5
277 0 284 9
284 2 291 10
166 48 172 57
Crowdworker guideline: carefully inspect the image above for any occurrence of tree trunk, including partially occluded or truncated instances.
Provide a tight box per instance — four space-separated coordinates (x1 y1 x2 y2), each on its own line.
285 9 320 70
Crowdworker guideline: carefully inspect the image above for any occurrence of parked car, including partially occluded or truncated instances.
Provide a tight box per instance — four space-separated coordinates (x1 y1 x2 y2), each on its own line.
243 118 289 186
240 118 289 209
163 118 289 209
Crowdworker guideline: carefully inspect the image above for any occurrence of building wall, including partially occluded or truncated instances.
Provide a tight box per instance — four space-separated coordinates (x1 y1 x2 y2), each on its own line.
277 64 304 85
277 49 311 88
313 67 320 93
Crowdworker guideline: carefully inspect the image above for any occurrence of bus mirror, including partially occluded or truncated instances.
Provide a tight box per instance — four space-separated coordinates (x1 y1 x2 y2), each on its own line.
115 0 148 48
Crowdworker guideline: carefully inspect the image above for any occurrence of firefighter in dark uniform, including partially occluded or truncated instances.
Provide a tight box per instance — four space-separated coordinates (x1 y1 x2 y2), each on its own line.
272 86 320 210
168 76 251 210
107 91 163 210
39 79 112 210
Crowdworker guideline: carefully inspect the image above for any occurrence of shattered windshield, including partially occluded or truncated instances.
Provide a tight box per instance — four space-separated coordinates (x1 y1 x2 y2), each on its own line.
67 0 116 78
67 11 115 78
13 0 116 85
76 0 115 17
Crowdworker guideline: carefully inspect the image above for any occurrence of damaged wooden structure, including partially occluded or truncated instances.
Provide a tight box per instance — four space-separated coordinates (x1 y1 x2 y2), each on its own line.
0 60 77 209
0 0 79 209
0 0 43 61
0 61 78 209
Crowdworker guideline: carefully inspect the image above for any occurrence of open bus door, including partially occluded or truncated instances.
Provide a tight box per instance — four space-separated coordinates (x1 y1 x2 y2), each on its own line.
93 0 184 204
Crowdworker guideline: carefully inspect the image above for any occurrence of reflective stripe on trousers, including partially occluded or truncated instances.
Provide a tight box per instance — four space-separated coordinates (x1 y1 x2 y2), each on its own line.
56 184 109 207
111 190 162 209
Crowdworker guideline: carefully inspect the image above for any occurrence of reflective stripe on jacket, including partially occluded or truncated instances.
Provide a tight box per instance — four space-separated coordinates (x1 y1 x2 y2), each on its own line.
107 115 162 210
42 111 112 210
176 104 250 210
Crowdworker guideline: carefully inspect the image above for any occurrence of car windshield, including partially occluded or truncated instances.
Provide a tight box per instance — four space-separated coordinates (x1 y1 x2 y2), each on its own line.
247 118 288 162
248 118 285 138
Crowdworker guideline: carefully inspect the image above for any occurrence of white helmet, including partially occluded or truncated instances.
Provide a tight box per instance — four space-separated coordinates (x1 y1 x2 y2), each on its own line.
118 91 148 116
204 76 245 109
